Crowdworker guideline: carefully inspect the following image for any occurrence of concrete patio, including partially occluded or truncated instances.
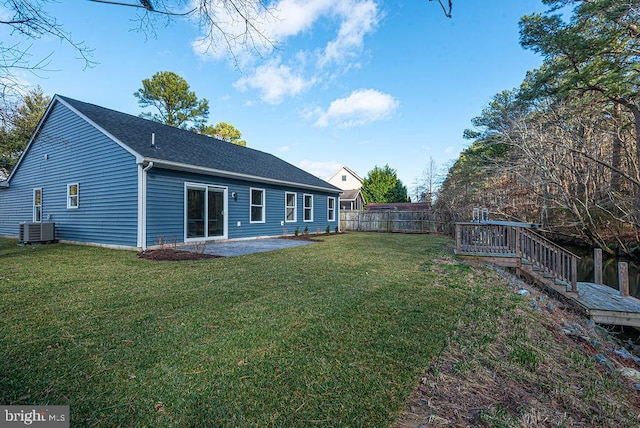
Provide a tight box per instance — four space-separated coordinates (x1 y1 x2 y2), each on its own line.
179 238 318 257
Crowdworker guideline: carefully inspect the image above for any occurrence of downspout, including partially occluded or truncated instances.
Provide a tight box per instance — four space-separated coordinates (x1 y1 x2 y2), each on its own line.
141 161 154 251
338 192 342 232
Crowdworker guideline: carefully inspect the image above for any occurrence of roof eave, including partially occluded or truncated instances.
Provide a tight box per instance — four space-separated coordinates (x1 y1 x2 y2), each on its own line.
144 158 342 194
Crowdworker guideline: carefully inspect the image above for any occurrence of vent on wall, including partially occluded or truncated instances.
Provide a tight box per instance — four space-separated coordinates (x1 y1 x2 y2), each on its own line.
19 222 55 244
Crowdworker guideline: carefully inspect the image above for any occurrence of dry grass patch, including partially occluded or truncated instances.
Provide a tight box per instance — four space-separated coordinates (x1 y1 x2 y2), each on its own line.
398 263 640 427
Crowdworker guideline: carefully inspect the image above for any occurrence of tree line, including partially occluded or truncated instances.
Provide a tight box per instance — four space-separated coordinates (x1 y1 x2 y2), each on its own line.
434 0 640 256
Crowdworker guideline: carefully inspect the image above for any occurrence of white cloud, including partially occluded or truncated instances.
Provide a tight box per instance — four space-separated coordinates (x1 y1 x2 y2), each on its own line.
191 0 381 103
233 58 314 104
266 0 335 39
189 0 277 62
280 145 291 152
299 160 343 179
315 89 399 128
265 0 380 67
318 0 379 67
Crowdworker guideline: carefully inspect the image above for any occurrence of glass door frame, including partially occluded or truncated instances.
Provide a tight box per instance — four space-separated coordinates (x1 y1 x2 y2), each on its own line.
184 182 228 242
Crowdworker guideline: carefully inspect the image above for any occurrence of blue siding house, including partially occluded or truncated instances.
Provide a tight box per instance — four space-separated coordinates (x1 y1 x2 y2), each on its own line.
0 95 341 250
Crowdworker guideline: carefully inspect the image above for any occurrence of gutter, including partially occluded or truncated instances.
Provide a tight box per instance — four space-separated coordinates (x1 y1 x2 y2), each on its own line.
142 157 342 194
140 161 154 251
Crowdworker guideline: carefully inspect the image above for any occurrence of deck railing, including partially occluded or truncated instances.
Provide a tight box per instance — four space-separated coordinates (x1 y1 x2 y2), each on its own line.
455 222 580 290
518 228 579 290
455 222 518 255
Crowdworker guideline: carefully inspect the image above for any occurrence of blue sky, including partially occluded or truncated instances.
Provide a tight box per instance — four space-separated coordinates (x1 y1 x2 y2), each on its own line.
4 0 546 198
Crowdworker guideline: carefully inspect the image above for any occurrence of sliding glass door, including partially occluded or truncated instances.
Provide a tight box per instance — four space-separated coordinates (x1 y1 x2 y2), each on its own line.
186 184 226 240
208 188 224 237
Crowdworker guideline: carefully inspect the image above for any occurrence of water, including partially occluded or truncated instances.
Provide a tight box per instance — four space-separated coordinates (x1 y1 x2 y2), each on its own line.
569 246 640 299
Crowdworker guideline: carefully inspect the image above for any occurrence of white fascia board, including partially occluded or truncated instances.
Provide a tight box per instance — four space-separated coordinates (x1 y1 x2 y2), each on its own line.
144 158 342 194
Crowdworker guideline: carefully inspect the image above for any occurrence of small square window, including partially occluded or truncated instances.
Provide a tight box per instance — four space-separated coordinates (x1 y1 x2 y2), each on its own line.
341 175 347 181
67 183 79 209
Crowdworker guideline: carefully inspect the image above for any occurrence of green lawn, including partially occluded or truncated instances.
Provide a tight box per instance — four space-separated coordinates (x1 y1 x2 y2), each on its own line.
0 233 478 426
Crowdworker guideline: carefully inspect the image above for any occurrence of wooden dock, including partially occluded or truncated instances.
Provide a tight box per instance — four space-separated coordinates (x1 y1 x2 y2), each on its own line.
574 282 640 327
455 222 640 328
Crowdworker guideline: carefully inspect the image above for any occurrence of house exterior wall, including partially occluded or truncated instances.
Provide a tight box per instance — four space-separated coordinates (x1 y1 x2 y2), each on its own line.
145 168 339 247
328 166 363 191
0 102 139 247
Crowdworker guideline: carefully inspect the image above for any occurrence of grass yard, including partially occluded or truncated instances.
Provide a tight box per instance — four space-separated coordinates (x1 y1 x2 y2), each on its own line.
0 233 470 426
1 233 639 427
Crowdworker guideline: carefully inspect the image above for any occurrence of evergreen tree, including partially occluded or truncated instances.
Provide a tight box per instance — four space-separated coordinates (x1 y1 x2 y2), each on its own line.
361 165 409 204
0 87 50 177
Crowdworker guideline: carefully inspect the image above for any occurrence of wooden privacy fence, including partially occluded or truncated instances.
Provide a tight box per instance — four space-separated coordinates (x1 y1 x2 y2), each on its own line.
340 210 448 233
455 222 580 290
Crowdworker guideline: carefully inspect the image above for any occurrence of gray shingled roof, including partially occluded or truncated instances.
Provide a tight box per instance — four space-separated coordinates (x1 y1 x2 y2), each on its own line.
56 95 340 193
340 189 361 201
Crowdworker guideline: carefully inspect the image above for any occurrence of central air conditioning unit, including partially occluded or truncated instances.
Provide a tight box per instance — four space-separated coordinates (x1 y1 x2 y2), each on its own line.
19 222 55 244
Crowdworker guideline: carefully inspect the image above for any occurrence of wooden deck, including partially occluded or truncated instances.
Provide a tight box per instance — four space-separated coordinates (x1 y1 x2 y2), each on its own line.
455 222 640 328
574 282 640 327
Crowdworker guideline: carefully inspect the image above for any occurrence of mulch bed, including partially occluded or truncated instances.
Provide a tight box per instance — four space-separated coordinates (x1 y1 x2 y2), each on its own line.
137 249 221 261
278 233 330 241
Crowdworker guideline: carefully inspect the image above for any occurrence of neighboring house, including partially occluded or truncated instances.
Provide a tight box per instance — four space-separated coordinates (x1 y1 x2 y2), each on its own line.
327 166 365 210
0 95 341 250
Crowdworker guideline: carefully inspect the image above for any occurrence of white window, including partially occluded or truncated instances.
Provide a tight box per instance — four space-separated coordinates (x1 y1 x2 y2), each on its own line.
250 188 265 223
328 197 336 222
67 183 79 209
33 188 42 222
285 192 297 222
303 194 313 222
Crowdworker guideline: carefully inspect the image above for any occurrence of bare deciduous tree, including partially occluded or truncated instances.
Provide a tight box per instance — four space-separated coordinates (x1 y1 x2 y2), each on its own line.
1 1 277 108
89 1 277 66
428 0 452 18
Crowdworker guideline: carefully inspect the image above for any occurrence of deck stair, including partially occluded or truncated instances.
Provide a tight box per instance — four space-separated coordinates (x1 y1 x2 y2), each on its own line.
455 221 640 327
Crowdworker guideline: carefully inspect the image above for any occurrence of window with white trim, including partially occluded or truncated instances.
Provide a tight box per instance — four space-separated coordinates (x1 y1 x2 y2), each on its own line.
33 188 42 222
327 196 336 222
67 183 79 209
285 192 297 222
250 188 265 223
303 194 313 222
